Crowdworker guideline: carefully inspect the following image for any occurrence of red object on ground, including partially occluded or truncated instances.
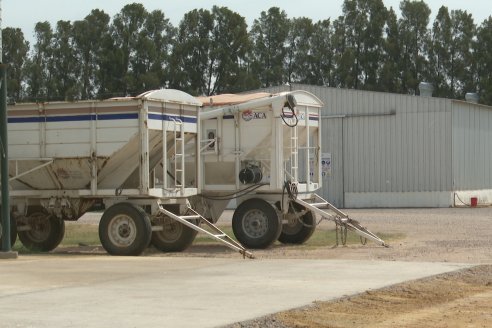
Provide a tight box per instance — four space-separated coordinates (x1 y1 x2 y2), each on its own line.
470 197 478 207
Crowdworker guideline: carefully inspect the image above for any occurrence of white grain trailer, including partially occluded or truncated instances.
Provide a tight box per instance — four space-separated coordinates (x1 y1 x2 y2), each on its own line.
1 89 251 257
194 91 387 249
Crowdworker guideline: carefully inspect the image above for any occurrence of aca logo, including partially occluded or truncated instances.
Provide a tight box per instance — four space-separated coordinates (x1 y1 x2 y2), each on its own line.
242 109 254 121
242 109 267 121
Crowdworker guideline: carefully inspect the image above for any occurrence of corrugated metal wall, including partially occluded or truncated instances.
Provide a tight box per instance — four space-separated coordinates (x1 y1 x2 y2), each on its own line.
452 101 492 190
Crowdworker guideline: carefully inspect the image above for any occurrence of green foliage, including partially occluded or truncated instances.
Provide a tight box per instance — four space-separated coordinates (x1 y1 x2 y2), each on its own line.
168 8 213 95
249 7 289 88
73 9 111 99
285 17 315 84
475 17 492 105
2 1 492 104
25 21 55 101
379 7 401 93
398 0 432 95
340 0 387 90
310 19 335 86
2 27 29 101
52 20 79 101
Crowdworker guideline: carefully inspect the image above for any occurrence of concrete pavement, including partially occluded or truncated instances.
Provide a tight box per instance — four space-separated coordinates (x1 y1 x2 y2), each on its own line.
0 255 470 328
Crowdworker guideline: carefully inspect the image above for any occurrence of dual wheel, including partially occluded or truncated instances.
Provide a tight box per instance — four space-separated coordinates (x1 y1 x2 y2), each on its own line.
0 206 66 252
99 203 197 256
232 198 315 249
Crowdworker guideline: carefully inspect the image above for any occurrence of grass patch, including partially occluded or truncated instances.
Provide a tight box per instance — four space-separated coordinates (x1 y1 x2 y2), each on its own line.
12 223 404 252
195 225 403 248
62 224 101 246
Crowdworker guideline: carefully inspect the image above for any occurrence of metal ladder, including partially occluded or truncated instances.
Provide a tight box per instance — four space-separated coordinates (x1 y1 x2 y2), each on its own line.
172 119 185 192
290 126 299 181
294 194 388 247
158 204 254 259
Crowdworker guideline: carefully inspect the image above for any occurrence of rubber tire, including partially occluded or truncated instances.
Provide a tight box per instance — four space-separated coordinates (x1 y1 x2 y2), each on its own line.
99 203 152 256
232 198 282 249
278 207 316 244
151 219 198 252
0 210 17 247
18 211 65 252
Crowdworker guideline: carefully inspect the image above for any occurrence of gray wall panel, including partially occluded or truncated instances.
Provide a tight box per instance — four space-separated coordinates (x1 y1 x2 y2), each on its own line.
292 85 453 197
452 102 492 190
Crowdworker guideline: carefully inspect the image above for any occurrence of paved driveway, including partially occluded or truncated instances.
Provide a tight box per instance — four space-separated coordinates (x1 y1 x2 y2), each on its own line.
0 256 469 327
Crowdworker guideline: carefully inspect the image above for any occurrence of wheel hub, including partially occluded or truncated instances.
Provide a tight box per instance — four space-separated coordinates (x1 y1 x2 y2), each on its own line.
153 216 182 242
242 209 269 238
108 215 137 247
27 213 52 242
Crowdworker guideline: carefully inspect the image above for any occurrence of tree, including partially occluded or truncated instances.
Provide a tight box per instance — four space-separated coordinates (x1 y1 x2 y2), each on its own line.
109 3 148 95
310 19 335 86
168 9 214 95
449 10 476 98
428 6 452 97
2 28 29 101
25 21 55 101
338 0 387 90
106 4 176 96
380 7 401 93
249 7 289 88
429 8 476 99
208 6 251 94
133 9 175 91
398 0 431 95
285 17 315 84
170 6 251 96
51 20 79 100
475 17 492 105
331 15 355 88
73 9 111 99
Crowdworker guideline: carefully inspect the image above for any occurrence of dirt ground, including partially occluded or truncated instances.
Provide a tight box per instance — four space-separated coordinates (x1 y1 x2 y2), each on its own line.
74 207 492 327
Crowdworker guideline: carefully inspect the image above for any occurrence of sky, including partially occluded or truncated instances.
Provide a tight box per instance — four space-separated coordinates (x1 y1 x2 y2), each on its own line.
2 0 491 45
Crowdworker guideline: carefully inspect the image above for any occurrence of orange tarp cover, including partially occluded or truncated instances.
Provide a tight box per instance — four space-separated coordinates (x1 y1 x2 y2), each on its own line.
197 92 272 107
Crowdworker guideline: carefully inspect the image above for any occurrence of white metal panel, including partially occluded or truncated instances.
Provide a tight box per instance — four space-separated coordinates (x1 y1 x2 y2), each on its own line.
96 128 138 143
45 121 91 130
95 119 138 129
46 129 91 144
45 144 91 157
8 145 40 158
8 130 39 145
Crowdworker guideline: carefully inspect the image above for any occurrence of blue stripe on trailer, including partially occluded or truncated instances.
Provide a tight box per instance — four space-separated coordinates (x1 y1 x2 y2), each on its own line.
47 115 95 122
98 113 139 120
148 113 197 123
8 117 44 123
8 113 139 123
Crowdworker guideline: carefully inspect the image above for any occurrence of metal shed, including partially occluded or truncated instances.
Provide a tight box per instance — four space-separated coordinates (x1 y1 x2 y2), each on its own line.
261 84 492 208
